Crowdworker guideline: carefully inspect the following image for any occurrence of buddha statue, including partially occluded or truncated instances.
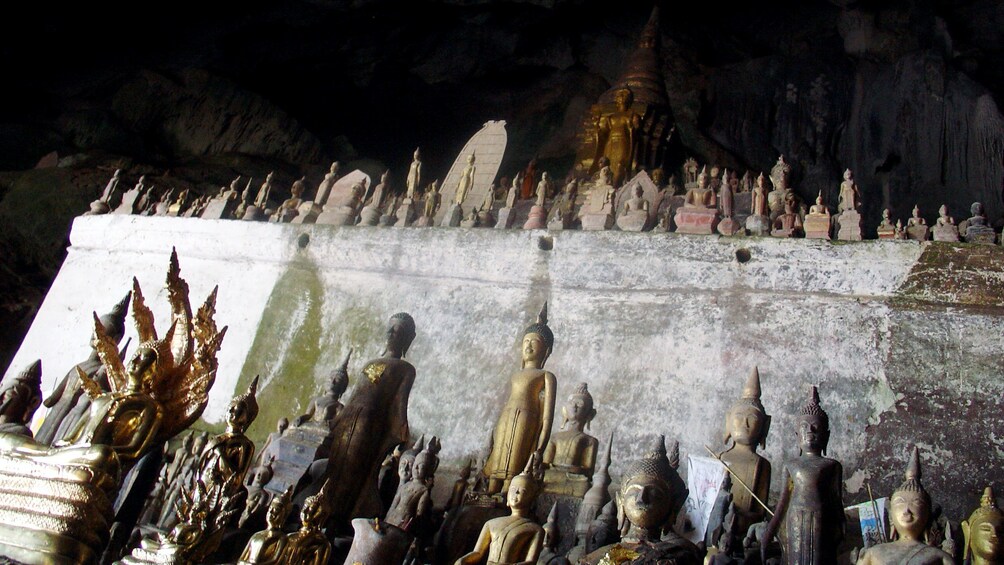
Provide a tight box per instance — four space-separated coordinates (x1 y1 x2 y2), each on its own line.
307 348 350 428
238 457 275 531
538 503 572 565
38 293 130 445
542 382 599 496
932 204 960 242
88 168 123 214
763 386 845 565
804 192 832 239
767 156 792 219
322 312 417 522
616 184 651 232
963 487 1004 565
456 153 477 206
237 486 294 565
567 434 613 564
315 162 341 207
284 479 333 565
197 377 258 488
719 367 772 535
0 360 42 437
447 459 474 513
583 436 699 565
456 461 546 565
482 303 557 496
271 176 305 223
906 205 930 241
406 148 423 199
856 447 953 564
838 169 859 213
771 200 803 238
593 87 642 187
964 202 997 243
255 417 287 469
877 209 896 239
386 437 441 532
417 181 442 227
684 167 716 209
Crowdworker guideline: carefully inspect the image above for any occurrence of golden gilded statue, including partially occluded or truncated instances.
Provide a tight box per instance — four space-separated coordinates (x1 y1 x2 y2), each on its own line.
284 479 333 565
482 302 557 495
238 487 294 565
718 367 771 535
963 487 1004 565
594 88 641 188
0 249 226 565
542 382 598 496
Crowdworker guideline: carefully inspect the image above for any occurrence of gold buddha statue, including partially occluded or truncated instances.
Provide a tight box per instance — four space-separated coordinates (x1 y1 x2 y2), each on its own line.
482 302 557 495
963 487 1004 565
763 386 845 565
684 166 716 208
323 312 417 522
856 447 954 564
593 88 642 187
542 382 599 496
238 486 293 565
456 153 477 206
718 367 771 535
197 376 258 487
582 436 699 565
456 461 546 565
284 479 333 565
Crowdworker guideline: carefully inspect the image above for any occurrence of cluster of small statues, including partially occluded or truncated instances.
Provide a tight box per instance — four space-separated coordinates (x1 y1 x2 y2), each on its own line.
82 152 1004 247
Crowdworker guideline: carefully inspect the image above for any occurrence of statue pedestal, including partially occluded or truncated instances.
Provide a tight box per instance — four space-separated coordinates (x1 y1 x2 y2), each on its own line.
242 206 263 221
803 215 831 240
836 210 862 241
87 200 111 215
877 225 896 240
495 207 516 229
394 199 416 227
478 210 496 228
358 205 381 226
716 216 741 236
523 205 547 229
616 211 648 232
745 214 770 236
113 189 141 215
932 224 960 242
906 224 929 241
263 424 331 496
315 206 358 226
966 225 997 245
200 198 236 220
674 207 719 235
580 212 614 231
413 215 433 227
292 202 322 224
548 213 572 231
441 204 464 227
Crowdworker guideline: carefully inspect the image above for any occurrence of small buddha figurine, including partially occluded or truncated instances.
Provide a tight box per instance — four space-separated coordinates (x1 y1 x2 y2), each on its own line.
719 367 772 535
838 169 860 213
315 162 341 207
804 192 832 239
538 503 572 565
386 437 441 532
616 184 650 232
271 177 305 223
406 148 422 200
307 348 350 428
894 219 907 240
197 377 258 487
583 436 699 565
239 457 275 531
322 312 417 521
768 156 793 219
542 382 599 496
877 209 896 239
0 359 43 437
763 386 845 565
963 487 1004 565
856 447 953 564
254 172 274 210
419 181 442 225
771 200 803 237
237 486 293 565
932 204 960 242
964 202 997 243
284 479 333 565
684 167 717 208
456 153 477 206
456 461 546 565
808 192 829 217
906 204 930 241
482 303 557 495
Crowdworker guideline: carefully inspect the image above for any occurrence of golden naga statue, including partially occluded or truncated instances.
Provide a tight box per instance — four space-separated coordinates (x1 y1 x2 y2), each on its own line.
963 487 1004 565
0 249 226 565
856 447 954 565
238 486 294 565
718 367 772 535
481 302 557 496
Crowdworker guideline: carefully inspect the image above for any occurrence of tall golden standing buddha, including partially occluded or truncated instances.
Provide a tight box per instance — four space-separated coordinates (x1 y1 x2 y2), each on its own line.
575 7 678 187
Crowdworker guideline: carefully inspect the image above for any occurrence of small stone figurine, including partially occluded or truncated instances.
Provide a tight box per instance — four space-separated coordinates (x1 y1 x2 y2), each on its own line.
542 382 599 496
855 447 953 564
962 487 1004 565
537 503 571 565
763 385 845 565
386 437 441 532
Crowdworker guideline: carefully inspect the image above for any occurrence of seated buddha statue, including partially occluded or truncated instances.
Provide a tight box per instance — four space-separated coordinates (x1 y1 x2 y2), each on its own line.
877 209 896 239
906 204 930 241
271 177 305 223
284 480 333 565
616 184 651 232
932 204 960 242
582 436 699 565
238 487 294 565
197 377 258 487
482 303 557 496
455 462 546 565
542 382 599 496
856 447 953 564
771 200 802 238
718 367 772 535
962 487 1004 565
684 167 716 208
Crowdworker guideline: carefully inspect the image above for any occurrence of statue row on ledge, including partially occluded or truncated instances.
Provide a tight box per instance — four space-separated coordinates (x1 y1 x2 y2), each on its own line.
81 157 1004 246
3 274 1002 564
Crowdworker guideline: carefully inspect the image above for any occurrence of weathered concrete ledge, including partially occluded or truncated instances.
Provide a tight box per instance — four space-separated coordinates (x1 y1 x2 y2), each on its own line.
8 215 1004 518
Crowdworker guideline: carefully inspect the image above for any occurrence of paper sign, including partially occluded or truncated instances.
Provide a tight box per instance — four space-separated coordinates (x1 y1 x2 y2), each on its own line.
849 498 888 548
675 455 728 543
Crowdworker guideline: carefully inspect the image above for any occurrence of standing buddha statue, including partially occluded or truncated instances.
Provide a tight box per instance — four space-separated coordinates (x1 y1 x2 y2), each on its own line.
542 382 599 496
719 367 772 535
482 303 557 496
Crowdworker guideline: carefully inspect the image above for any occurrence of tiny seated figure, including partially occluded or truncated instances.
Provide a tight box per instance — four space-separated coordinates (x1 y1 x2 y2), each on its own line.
285 479 333 565
763 386 845 565
932 204 960 242
237 486 294 565
771 200 802 238
675 166 720 235
537 503 571 565
616 184 650 232
906 205 930 241
964 202 997 244
804 192 832 240
580 167 616 231
542 382 598 497
855 447 953 565
0 360 43 437
746 173 772 236
455 461 545 565
582 436 699 565
962 487 1004 565
894 220 907 240
270 177 305 223
386 437 441 532
876 209 896 239
197 377 258 489
718 367 772 536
